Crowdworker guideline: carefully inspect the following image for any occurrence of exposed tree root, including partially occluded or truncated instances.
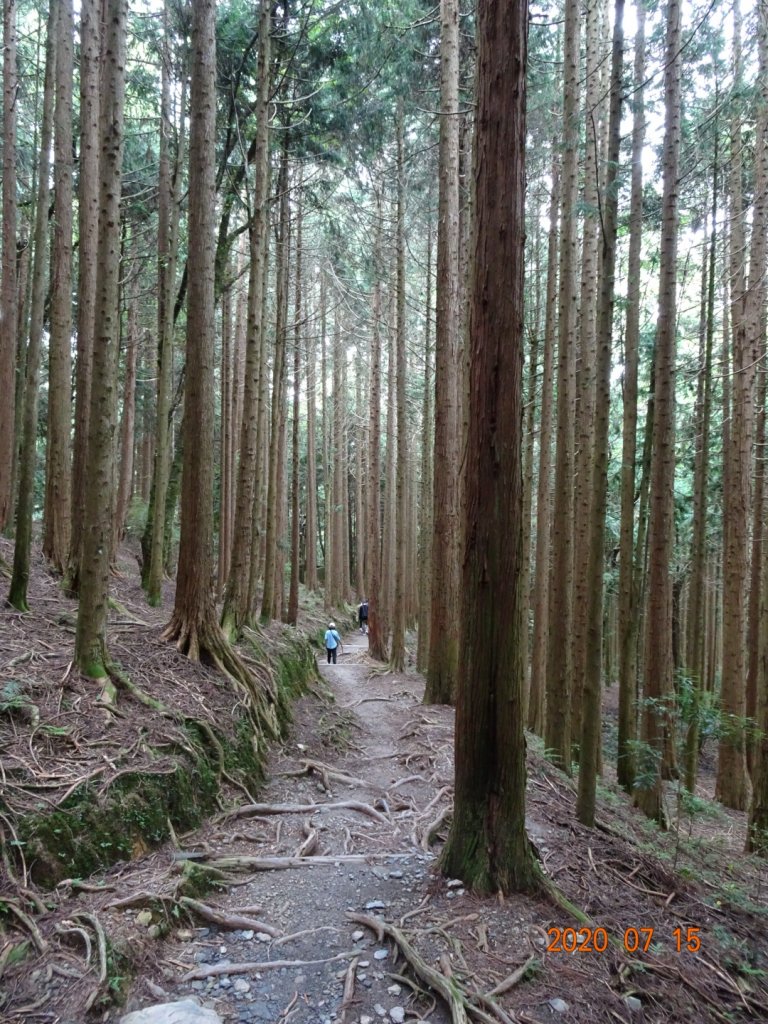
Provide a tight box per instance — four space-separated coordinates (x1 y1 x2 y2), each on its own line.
183 951 357 982
162 611 279 742
347 912 520 1024
196 853 402 872
229 800 390 824
177 897 280 936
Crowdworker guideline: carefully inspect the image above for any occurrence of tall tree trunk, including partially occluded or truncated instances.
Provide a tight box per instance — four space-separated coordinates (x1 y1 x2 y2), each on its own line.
571 0 602 753
43 0 74 571
74 0 128 678
0 0 18 532
617 0 647 790
305 275 319 592
718 0 753 809
162 0 274 741
391 103 408 672
367 198 387 661
442 0 538 894
381 308 397 633
68 0 100 587
746 10 768 781
416 217 434 673
218 279 234 594
7 7 54 609
222 0 272 631
112 284 139 555
576 0 624 826
425 0 462 704
685 174 717 793
634 0 682 824
287 193 303 626
528 152 559 734
545 0 580 770
145 45 186 606
261 138 291 622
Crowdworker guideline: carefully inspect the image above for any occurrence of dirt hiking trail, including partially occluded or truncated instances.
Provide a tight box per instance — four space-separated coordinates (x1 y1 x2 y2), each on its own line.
5 626 767 1024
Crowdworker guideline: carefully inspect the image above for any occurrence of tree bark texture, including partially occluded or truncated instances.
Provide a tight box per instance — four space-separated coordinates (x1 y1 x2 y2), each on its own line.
0 0 18 531
75 0 128 677
635 0 682 824
43 0 74 572
425 0 462 705
442 0 538 895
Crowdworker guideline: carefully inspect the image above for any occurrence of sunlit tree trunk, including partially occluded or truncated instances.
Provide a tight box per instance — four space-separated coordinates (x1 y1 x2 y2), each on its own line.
635 0 682 824
426 0 461 704
43 0 74 571
442 0 538 893
74 0 128 678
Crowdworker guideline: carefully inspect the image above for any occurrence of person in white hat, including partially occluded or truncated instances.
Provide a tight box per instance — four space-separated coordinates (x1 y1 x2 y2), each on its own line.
324 622 342 664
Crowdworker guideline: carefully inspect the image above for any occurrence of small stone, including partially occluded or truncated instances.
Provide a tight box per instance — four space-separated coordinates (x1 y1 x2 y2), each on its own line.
241 930 254 940
387 984 402 996
446 879 463 889
456 889 466 897
365 900 386 910
219 976 232 989
390 1008 405 1024
147 925 162 940
357 973 367 981
447 892 455 900
256 932 271 942
388 870 403 879
190 981 204 991
358 960 370 968
294 974 306 985
176 929 195 941
374 1005 387 1018
373 949 389 960
625 996 642 1012
360 1017 373 1024
548 998 569 1013
351 930 365 941
234 980 251 994
136 910 153 927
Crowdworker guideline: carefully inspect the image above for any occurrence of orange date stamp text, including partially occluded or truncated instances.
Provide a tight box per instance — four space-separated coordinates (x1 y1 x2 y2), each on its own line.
546 925 701 954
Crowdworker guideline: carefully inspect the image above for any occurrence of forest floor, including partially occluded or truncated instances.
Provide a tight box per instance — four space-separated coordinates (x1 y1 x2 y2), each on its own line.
1 542 768 1024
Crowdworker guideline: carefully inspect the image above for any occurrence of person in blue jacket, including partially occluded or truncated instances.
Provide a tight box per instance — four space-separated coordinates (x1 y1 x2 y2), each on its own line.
324 622 342 664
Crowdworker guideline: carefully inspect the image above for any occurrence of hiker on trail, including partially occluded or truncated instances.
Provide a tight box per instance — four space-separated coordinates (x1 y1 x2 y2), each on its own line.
358 599 369 634
324 622 342 664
